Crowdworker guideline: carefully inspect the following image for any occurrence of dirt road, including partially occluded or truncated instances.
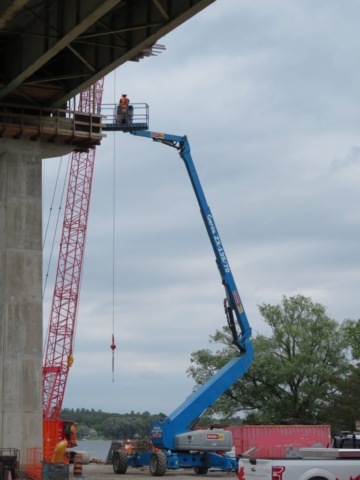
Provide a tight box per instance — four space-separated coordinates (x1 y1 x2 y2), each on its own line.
77 463 237 480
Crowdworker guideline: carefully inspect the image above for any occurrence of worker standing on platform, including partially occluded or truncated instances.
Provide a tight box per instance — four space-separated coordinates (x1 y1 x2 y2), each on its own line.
118 94 130 124
125 439 133 455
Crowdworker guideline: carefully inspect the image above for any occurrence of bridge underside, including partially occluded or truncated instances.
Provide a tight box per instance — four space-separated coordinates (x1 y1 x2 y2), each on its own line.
0 0 214 108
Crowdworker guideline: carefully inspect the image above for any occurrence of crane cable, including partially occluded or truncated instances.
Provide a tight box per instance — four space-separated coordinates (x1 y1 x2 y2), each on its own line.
42 155 63 250
42 154 71 300
110 69 117 381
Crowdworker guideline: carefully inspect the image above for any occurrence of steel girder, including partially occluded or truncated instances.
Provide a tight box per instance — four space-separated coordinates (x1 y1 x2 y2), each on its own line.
0 0 215 107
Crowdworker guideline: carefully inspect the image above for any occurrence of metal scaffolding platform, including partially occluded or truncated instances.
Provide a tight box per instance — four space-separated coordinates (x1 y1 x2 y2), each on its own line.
0 102 104 150
100 103 149 132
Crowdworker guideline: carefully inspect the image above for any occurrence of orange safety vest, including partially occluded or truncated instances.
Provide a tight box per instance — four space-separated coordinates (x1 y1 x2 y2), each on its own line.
120 97 130 107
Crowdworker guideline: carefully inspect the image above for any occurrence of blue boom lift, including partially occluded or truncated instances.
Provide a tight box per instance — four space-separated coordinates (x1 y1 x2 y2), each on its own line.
102 105 254 476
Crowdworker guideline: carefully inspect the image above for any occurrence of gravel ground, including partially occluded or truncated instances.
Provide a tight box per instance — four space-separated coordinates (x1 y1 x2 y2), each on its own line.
73 463 237 480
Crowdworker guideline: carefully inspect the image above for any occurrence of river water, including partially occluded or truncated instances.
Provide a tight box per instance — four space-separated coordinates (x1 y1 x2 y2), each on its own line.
73 439 112 460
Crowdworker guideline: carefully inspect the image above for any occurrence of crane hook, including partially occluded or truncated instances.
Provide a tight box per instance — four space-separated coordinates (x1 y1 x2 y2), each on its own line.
111 334 116 382
111 334 116 351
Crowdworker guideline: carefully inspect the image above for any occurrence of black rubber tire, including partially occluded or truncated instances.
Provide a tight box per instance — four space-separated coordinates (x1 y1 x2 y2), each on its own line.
194 467 208 475
150 452 167 476
113 450 128 474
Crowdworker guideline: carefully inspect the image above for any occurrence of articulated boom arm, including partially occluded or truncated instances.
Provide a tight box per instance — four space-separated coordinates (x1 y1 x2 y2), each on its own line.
130 130 254 450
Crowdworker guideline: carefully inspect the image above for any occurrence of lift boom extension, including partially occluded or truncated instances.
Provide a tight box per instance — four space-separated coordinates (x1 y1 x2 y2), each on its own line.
127 130 254 471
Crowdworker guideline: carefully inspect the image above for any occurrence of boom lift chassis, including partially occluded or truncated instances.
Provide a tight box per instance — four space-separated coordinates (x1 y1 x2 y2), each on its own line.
110 122 254 476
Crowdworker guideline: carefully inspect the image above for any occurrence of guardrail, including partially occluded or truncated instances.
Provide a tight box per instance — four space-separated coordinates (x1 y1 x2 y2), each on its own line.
27 447 70 480
100 103 149 131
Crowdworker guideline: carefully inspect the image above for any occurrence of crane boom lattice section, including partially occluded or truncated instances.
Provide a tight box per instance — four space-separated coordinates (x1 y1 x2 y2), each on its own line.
43 81 104 419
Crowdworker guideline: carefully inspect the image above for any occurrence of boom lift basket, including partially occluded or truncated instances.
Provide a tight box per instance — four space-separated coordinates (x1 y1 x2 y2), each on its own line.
100 103 149 131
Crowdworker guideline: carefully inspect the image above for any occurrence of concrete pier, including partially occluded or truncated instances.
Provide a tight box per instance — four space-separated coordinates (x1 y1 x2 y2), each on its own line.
0 101 103 465
0 138 78 465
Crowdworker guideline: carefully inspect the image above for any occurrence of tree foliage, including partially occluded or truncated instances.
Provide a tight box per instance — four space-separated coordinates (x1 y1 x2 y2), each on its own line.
187 295 352 426
327 318 360 431
60 409 167 439
60 408 240 439
343 319 360 360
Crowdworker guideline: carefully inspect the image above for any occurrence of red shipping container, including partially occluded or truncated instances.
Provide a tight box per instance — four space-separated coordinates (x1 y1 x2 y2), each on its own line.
197 425 331 458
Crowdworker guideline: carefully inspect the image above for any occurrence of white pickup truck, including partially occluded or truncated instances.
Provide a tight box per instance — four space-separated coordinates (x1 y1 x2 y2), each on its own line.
238 448 360 480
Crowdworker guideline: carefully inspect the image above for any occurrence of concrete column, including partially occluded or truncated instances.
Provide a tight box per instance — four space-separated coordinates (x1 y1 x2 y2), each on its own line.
0 139 73 468
0 141 42 465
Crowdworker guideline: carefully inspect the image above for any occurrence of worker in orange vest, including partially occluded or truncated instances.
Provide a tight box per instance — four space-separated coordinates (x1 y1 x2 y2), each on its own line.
125 439 133 455
118 94 130 124
149 439 160 452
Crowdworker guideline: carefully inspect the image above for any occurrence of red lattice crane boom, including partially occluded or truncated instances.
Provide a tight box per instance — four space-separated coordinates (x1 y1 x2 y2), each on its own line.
42 80 105 425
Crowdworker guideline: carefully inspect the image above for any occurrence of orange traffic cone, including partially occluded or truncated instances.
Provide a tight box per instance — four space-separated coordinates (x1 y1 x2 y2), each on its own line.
73 453 83 477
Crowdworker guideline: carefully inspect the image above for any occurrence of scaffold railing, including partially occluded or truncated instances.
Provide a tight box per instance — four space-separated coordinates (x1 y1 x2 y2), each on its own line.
100 102 149 131
0 102 104 149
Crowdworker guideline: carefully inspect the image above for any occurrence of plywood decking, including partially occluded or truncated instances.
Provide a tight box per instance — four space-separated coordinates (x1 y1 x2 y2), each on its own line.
0 103 106 151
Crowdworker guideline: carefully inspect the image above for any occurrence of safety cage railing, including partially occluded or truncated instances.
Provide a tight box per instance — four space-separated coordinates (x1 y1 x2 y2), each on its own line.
27 447 69 480
100 102 149 131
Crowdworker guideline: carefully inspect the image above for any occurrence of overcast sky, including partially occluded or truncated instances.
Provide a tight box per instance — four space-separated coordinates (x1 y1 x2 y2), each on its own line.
42 0 360 417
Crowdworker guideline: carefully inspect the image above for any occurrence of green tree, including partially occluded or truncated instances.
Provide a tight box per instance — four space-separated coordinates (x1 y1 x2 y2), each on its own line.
187 295 350 424
61 409 169 439
326 319 360 432
76 424 90 438
103 417 123 439
343 319 360 360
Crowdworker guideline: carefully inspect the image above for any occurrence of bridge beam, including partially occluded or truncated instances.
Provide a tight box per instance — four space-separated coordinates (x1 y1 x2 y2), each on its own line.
0 0 216 107
0 0 121 101
0 0 30 30
51 0 214 107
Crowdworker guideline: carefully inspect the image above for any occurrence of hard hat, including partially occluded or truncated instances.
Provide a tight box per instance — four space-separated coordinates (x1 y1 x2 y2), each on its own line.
126 439 130 443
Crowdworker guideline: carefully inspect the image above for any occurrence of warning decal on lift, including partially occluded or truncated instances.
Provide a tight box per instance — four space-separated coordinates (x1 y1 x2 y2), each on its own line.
233 290 243 313
206 433 224 440
151 132 165 139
